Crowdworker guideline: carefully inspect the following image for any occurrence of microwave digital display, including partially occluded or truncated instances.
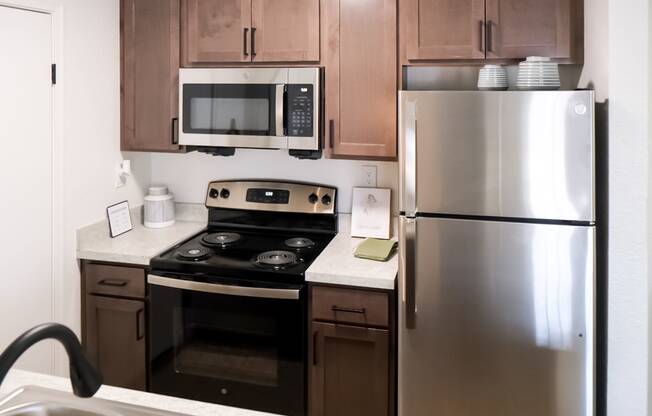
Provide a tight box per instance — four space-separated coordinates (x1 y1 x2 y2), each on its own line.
246 189 290 204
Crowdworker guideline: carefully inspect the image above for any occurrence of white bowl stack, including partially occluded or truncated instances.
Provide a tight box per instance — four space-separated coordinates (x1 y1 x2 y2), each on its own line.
478 64 508 91
516 56 561 90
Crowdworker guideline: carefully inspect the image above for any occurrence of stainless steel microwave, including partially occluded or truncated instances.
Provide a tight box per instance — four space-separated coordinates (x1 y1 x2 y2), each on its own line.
179 67 320 152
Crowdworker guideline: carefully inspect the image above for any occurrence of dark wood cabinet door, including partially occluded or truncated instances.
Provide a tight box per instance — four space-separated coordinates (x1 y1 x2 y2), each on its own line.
310 322 389 416
322 0 397 159
251 0 320 62
84 295 146 391
181 0 252 64
485 0 581 60
121 0 181 151
405 0 485 60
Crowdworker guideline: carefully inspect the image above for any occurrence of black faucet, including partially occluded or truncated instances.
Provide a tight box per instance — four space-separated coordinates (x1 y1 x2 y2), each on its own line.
0 323 102 397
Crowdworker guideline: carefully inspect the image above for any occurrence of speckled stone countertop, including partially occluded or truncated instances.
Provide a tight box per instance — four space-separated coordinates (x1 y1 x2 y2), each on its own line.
0 369 277 415
77 205 398 290
76 204 207 266
305 215 398 290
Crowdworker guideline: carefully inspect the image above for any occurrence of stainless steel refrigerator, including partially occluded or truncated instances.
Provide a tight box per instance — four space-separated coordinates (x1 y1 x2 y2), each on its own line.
398 91 595 416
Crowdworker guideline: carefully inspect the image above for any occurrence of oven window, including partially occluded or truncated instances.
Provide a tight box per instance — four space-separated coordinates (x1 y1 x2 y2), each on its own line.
172 306 279 387
183 84 276 136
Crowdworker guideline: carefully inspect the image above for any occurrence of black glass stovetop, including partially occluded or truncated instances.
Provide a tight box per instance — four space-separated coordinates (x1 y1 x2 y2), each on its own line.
150 226 335 284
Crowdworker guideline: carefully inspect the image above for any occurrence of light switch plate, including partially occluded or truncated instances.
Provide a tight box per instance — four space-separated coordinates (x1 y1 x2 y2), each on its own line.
361 165 377 187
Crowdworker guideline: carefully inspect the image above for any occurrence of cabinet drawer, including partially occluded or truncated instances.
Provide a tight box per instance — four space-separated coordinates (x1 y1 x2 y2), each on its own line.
311 286 389 328
84 263 146 299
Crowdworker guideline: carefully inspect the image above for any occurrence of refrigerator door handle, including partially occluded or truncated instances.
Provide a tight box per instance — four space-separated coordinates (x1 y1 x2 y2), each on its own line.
400 216 417 329
404 100 417 217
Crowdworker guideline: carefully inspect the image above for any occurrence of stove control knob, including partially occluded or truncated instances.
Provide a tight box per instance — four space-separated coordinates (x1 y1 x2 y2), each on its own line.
308 193 319 204
209 188 219 199
220 188 230 199
321 194 332 206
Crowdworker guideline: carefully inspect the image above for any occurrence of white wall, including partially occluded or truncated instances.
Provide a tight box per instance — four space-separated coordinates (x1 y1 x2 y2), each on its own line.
606 0 650 414
54 0 151 374
150 151 398 213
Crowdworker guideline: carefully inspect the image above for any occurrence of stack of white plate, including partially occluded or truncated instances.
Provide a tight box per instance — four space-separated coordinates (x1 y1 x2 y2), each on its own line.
478 64 508 91
516 56 561 90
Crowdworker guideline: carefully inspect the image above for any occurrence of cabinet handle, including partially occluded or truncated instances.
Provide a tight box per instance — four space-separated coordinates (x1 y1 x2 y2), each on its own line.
331 306 366 314
171 117 179 145
479 21 486 53
251 27 257 57
328 119 334 148
486 20 494 53
243 28 249 57
98 279 128 287
136 308 145 340
312 330 319 366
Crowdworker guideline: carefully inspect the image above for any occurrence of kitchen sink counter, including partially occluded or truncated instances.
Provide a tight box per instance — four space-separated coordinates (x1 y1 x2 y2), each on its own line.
77 204 207 266
0 369 278 416
305 214 398 290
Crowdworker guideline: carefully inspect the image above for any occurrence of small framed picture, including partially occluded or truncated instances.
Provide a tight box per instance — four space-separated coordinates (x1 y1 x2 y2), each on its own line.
107 201 133 238
351 188 391 239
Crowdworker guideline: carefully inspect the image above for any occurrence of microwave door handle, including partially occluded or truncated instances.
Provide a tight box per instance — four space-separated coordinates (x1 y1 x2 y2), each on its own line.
275 84 285 137
148 274 300 300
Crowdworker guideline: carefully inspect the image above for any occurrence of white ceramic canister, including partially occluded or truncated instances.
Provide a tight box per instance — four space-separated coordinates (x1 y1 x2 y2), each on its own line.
144 186 175 228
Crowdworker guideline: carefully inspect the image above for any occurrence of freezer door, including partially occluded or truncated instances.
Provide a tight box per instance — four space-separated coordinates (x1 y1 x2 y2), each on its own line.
398 216 595 416
399 91 595 222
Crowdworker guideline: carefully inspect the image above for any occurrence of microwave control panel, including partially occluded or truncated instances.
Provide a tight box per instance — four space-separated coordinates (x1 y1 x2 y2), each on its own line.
286 84 314 137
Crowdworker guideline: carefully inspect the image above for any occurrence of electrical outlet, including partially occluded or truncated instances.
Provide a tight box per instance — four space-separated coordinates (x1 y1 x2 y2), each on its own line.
361 165 377 187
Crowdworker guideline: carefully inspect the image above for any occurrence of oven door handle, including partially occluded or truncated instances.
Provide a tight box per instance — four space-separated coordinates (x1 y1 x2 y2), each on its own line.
148 274 300 300
275 84 285 137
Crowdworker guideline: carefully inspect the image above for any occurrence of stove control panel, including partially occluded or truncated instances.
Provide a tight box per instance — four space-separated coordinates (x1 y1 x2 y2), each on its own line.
206 180 336 214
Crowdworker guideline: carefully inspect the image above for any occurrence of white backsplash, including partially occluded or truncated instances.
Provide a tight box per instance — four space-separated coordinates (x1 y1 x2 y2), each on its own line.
149 150 399 214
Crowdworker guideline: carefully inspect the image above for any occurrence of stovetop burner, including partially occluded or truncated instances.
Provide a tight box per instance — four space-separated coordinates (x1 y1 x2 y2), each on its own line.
177 246 211 261
151 180 338 284
256 250 299 270
202 232 242 247
284 237 315 249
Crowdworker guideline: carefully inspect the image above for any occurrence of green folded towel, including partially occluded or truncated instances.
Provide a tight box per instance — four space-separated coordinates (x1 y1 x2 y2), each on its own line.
354 238 398 262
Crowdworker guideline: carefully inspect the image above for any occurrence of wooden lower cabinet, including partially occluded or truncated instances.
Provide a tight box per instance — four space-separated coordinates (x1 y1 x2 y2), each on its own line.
309 284 395 416
84 296 146 391
81 261 147 391
310 322 390 416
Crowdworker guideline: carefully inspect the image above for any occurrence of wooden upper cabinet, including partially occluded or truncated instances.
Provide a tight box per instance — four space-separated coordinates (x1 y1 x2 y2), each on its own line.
182 0 251 64
251 0 320 62
121 0 181 152
485 0 580 60
181 0 320 65
323 0 397 159
406 0 485 61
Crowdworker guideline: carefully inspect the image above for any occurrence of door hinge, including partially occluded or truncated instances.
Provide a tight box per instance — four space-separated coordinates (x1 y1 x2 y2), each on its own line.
51 64 57 85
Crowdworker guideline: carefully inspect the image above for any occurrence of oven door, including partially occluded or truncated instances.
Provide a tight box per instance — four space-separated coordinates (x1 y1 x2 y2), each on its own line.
179 68 287 149
148 274 306 416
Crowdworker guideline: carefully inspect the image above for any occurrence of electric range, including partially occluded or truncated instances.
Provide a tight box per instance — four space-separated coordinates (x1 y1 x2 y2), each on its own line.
148 180 337 416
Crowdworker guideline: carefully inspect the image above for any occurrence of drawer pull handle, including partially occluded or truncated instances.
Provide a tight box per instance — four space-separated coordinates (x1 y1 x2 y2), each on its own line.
331 306 366 314
136 308 145 340
98 279 128 287
313 330 319 366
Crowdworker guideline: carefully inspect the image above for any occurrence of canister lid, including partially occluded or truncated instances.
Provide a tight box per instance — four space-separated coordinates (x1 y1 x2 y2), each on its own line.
148 186 169 196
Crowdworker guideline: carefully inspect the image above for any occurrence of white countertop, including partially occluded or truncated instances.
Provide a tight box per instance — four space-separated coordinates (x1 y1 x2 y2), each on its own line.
77 206 398 290
77 204 207 266
0 369 277 416
305 215 398 290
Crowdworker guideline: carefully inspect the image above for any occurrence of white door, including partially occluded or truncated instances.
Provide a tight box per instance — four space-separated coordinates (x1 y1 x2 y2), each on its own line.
0 5 54 373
